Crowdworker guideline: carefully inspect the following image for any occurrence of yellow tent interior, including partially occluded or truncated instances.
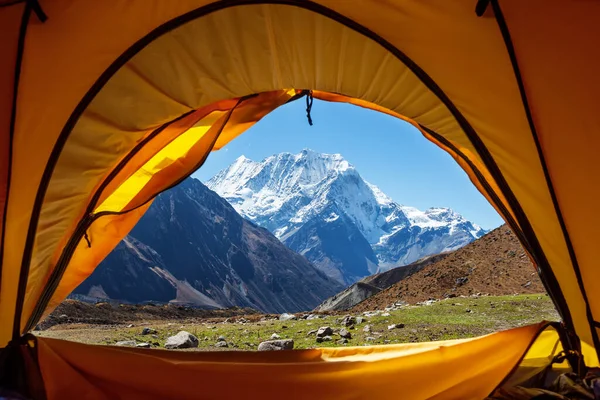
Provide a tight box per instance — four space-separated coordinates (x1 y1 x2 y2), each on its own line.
1 0 600 398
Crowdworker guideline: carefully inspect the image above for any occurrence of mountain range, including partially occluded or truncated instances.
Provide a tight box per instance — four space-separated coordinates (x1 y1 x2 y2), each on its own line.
207 149 486 284
74 178 343 313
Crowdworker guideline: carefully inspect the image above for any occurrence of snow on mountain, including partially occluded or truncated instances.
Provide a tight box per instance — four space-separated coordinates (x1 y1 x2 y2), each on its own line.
206 149 487 283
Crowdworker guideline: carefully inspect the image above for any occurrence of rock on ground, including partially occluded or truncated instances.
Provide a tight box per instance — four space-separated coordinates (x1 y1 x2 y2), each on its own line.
165 331 199 349
340 315 356 327
307 329 318 336
141 327 157 335
271 333 281 339
363 325 371 333
339 328 352 339
257 339 294 351
115 340 136 347
387 323 405 330
279 313 297 321
316 336 332 343
316 326 333 338
136 342 151 348
215 341 228 348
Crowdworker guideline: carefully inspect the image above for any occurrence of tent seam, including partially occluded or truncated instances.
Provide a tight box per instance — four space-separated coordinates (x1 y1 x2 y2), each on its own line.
5 2 31 340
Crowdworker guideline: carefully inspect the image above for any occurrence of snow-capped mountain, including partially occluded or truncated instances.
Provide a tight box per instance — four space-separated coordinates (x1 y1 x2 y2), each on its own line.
206 149 486 284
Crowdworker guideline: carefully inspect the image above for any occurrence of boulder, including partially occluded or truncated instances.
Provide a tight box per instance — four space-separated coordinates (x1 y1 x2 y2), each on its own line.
279 313 297 321
217 335 226 342
340 315 356 327
270 333 281 340
257 339 294 351
316 326 333 338
366 337 376 342
136 342 151 348
115 340 136 347
339 328 352 339
165 331 199 349
363 325 371 333
338 338 348 345
355 317 364 325
141 327 157 335
306 314 320 320
215 341 228 348
307 329 318 336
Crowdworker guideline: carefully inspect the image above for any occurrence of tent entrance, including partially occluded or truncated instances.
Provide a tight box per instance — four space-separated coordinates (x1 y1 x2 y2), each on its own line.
4 2 592 357
2 0 600 397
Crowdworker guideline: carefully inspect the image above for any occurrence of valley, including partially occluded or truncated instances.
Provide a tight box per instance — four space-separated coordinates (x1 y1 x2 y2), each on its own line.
67 149 551 341
36 294 557 350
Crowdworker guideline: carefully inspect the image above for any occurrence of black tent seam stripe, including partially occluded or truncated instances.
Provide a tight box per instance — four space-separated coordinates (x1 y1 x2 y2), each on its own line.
16 0 571 336
24 98 244 332
491 0 597 357
0 0 25 8
6 3 31 340
419 125 570 320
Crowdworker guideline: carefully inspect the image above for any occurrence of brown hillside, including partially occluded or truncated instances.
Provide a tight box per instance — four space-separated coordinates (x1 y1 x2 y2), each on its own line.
352 225 545 312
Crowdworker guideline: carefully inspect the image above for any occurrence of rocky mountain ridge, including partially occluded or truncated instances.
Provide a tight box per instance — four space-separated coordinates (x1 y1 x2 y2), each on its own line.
207 149 486 284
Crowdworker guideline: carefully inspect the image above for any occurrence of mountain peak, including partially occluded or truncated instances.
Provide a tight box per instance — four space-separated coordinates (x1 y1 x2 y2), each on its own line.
207 151 487 281
234 154 251 163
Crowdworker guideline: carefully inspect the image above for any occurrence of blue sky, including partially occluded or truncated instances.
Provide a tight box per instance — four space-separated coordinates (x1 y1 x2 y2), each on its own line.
193 99 504 230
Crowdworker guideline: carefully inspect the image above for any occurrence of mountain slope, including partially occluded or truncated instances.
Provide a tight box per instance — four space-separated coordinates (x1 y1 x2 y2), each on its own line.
207 149 486 284
74 178 343 313
315 253 448 312
351 225 545 312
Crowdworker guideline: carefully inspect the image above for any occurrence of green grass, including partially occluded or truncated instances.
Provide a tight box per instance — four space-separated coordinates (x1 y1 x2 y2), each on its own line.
35 294 558 350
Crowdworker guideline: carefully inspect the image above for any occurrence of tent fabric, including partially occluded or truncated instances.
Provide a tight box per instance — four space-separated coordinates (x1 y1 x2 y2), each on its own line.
0 0 598 396
34 323 560 400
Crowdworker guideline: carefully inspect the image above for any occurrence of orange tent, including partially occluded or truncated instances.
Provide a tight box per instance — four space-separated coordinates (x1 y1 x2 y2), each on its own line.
1 0 599 398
